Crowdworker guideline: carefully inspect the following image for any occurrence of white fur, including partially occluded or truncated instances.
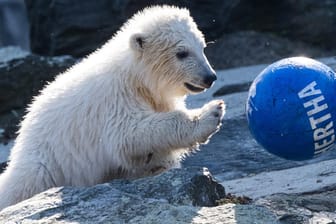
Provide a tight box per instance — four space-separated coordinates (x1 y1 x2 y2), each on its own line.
0 5 225 210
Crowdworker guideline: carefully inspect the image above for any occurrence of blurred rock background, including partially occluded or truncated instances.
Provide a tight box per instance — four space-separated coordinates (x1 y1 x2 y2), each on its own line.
24 0 336 69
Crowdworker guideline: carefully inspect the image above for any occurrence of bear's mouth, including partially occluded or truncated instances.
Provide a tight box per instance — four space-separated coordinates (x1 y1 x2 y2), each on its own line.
184 83 206 92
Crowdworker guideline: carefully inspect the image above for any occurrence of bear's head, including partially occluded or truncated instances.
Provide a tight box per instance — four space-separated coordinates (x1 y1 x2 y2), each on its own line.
128 6 217 97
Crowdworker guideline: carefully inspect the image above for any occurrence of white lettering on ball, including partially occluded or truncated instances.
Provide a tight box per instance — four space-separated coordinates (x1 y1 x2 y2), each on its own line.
298 81 335 154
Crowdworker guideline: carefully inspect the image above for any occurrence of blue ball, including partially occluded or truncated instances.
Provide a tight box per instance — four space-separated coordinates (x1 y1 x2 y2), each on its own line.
246 57 336 160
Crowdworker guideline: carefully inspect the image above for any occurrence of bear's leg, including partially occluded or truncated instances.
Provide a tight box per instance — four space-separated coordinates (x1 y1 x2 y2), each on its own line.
132 100 225 153
0 161 56 210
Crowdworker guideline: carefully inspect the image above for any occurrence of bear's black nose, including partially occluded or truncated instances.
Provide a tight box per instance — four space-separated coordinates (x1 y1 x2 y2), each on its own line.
203 72 217 87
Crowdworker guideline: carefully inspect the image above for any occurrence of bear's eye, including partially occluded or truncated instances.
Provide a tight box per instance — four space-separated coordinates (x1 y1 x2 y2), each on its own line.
176 51 189 60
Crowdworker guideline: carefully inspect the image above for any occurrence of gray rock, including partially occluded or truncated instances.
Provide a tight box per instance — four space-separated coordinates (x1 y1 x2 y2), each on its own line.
103 167 226 207
0 167 278 224
256 188 336 223
1 166 335 223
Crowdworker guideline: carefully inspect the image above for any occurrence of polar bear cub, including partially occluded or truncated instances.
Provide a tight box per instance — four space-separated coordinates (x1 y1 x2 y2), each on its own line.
0 5 225 210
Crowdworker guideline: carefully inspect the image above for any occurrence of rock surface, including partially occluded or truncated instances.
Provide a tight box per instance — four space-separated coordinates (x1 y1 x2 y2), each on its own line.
257 188 336 223
1 166 336 223
103 167 226 207
222 159 336 199
0 167 279 224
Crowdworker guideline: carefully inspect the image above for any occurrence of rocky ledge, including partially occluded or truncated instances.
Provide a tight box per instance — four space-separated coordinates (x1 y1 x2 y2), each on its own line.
1 167 335 223
0 167 276 223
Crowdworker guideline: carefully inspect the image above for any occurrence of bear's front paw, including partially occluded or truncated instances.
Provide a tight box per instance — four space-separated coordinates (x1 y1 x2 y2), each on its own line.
195 100 225 144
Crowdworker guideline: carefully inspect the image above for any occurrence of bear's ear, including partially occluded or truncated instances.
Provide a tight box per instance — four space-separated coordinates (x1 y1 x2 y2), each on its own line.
130 33 147 52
